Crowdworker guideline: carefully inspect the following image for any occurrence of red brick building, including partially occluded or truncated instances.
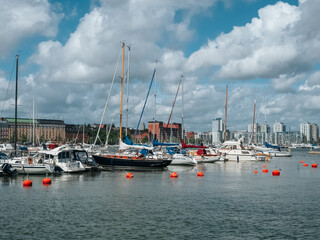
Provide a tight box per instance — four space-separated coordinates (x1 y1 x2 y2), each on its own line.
186 131 195 140
148 121 182 141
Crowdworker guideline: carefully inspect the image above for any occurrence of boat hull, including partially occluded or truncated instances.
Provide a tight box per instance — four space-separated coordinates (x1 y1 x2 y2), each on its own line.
12 164 54 174
92 155 172 168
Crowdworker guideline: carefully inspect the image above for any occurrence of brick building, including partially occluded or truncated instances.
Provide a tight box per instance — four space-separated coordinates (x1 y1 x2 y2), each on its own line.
148 121 182 142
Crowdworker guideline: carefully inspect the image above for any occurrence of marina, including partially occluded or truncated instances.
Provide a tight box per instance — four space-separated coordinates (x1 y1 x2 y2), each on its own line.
1 149 320 239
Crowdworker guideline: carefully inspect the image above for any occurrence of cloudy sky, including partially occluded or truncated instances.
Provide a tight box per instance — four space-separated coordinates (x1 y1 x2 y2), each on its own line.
0 0 319 133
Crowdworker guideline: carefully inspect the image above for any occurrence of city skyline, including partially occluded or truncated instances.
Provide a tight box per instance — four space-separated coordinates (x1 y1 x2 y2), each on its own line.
1 0 320 133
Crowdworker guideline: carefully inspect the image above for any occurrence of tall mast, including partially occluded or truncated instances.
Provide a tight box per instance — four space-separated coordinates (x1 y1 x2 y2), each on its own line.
14 55 19 155
181 75 184 142
119 42 125 146
83 98 86 145
224 85 228 142
125 45 131 137
153 60 158 141
252 100 256 144
32 99 35 146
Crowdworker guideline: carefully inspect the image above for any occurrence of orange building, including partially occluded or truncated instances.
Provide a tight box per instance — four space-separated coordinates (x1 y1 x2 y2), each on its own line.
186 131 195 140
148 121 182 142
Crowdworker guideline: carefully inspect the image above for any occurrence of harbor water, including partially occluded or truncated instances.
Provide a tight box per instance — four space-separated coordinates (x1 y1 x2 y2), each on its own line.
1 149 320 239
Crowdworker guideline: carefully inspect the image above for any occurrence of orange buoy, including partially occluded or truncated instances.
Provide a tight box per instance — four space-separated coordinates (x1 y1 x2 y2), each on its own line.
262 165 266 168
42 178 52 185
254 170 258 174
126 172 133 178
300 160 304 163
262 169 269 173
197 171 204 177
170 172 178 178
23 179 32 187
312 163 318 168
272 170 280 176
303 163 309 167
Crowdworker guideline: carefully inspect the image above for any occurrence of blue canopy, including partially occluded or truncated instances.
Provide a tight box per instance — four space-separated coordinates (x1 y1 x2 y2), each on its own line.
152 139 179 147
125 136 152 148
265 141 281 151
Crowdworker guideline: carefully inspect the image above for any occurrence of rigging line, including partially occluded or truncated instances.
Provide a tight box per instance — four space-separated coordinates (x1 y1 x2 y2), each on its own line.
1 57 16 116
162 76 183 144
91 47 122 149
133 68 156 141
106 111 116 147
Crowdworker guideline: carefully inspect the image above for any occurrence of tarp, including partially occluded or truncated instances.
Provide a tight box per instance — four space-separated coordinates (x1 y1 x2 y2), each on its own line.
181 140 207 149
265 141 281 151
120 138 153 151
153 139 179 147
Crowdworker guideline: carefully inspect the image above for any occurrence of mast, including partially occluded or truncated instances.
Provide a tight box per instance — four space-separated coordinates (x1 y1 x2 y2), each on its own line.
153 60 158 141
252 100 256 144
162 76 182 143
14 55 19 156
32 99 35 146
119 42 125 148
83 98 86 145
125 45 131 137
224 85 228 142
181 75 184 142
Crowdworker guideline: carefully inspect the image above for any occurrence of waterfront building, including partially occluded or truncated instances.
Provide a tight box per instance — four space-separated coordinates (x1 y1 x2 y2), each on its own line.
300 122 312 142
0 119 9 142
2 118 66 144
148 121 182 142
273 122 286 133
212 118 224 145
311 123 319 144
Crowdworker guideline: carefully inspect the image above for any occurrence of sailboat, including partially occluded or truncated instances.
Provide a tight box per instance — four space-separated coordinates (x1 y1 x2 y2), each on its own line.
92 43 172 169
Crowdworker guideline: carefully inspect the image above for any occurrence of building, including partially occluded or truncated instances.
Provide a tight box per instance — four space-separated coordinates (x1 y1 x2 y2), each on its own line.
300 122 312 142
65 124 89 143
186 131 195 140
212 118 224 145
273 122 286 133
2 118 65 144
0 119 9 142
311 123 319 144
148 121 182 142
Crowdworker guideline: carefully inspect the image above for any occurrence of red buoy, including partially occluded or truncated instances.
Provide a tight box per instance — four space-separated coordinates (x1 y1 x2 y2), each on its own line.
312 163 318 168
303 163 309 167
170 172 178 178
197 171 204 177
300 160 304 163
254 170 258 174
272 170 280 176
42 178 52 185
262 169 269 173
262 165 266 168
126 172 133 178
23 179 32 187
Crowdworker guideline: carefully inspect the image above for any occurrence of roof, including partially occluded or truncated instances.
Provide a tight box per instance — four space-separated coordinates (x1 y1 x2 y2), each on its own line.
6 118 38 124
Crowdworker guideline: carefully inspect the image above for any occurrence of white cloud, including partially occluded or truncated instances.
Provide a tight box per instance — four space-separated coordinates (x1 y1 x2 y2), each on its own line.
0 0 62 56
186 0 320 82
298 71 320 92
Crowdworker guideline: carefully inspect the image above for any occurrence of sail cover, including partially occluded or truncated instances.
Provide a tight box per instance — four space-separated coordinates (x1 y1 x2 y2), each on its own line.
265 142 281 151
153 139 179 147
120 138 153 151
181 140 207 149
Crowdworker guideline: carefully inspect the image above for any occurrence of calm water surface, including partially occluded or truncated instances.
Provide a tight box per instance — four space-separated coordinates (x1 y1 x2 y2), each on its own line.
1 150 320 239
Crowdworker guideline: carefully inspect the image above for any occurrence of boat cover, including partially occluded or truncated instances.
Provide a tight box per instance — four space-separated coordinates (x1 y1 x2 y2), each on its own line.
181 140 207 149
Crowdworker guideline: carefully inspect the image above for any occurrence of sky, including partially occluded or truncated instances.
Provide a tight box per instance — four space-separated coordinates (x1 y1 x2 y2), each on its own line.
0 0 320 133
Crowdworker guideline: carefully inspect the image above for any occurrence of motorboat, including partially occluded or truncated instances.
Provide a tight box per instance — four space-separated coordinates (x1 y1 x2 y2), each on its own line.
162 147 197 166
188 148 221 163
218 138 267 161
37 145 86 173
